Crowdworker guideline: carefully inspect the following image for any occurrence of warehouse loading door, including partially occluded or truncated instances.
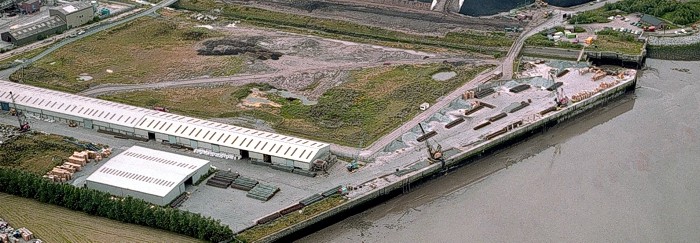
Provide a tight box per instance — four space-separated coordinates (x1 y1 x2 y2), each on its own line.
83 119 93 129
168 135 176 144
0 102 9 111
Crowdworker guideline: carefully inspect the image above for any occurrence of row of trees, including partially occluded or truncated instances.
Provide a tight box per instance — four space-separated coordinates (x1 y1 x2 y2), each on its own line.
605 0 700 26
0 168 234 242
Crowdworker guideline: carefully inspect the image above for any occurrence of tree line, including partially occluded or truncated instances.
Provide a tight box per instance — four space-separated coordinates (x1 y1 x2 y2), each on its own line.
0 168 234 242
605 0 700 26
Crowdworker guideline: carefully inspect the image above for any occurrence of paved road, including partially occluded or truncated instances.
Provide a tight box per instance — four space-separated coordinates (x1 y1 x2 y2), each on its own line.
0 0 177 79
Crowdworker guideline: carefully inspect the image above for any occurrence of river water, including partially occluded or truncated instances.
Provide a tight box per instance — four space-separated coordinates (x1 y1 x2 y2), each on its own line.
301 59 700 242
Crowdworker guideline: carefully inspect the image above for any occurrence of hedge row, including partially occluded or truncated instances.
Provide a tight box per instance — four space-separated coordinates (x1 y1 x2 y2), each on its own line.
0 168 234 242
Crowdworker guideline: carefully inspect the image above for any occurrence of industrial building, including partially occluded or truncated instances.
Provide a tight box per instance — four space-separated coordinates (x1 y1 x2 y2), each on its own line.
17 0 41 14
640 14 665 29
0 16 66 46
0 80 331 170
85 146 211 205
49 1 94 29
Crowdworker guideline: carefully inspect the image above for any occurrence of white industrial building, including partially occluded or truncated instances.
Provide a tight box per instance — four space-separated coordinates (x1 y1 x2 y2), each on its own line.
0 80 331 170
86 146 210 205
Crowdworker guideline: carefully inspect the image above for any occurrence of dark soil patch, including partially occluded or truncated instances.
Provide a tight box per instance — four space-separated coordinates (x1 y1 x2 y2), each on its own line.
198 39 283 60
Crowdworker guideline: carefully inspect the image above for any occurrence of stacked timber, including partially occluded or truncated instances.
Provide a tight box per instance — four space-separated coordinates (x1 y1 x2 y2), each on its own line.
464 105 485 116
540 106 557 115
322 186 342 197
485 128 508 140
231 177 258 191
444 118 465 129
205 171 238 188
280 203 304 215
300 194 324 206
488 113 508 122
592 70 606 81
256 212 282 225
474 121 491 130
480 102 496 109
556 69 570 78
170 193 188 208
18 228 32 241
509 101 530 113
547 82 564 91
246 184 280 201
48 168 72 182
64 162 82 171
270 164 294 173
509 84 531 93
475 88 495 98
68 152 88 166
595 80 620 92
462 90 476 100
571 90 596 102
416 130 437 142
292 169 317 177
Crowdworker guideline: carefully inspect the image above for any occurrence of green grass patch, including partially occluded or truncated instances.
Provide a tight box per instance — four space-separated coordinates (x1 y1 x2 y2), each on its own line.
525 28 643 55
236 195 346 242
10 16 243 93
605 0 700 26
173 0 513 54
0 46 50 69
0 129 83 175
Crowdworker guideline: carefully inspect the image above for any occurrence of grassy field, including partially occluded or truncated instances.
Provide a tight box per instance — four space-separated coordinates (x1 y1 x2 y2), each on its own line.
0 46 50 69
525 29 644 55
10 16 244 93
101 64 491 146
0 131 83 174
0 193 201 243
237 195 346 242
173 0 513 55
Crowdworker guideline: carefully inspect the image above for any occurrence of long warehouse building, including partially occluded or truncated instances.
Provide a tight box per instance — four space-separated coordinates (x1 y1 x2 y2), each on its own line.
0 81 330 170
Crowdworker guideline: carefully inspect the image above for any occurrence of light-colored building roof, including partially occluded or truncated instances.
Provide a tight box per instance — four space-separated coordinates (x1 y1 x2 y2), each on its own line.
86 146 210 197
136 113 328 162
7 16 65 40
0 81 156 127
0 80 330 163
53 2 92 15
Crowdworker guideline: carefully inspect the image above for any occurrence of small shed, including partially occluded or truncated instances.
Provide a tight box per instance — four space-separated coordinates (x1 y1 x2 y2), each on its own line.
640 14 665 28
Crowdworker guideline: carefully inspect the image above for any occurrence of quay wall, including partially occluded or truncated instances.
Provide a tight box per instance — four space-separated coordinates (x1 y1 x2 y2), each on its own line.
256 75 638 242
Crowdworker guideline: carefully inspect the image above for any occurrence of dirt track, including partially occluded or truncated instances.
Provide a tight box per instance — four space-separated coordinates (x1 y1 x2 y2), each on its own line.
225 0 521 35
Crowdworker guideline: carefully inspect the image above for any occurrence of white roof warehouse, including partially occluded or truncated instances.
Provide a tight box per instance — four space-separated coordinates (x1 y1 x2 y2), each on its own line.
86 146 210 205
0 80 330 170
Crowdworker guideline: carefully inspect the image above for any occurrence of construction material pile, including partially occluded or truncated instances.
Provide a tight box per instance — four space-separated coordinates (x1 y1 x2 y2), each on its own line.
194 149 239 160
231 176 258 191
246 184 280 201
205 171 238 188
592 69 606 81
595 80 620 92
0 219 41 243
170 193 189 208
571 90 597 102
43 149 112 183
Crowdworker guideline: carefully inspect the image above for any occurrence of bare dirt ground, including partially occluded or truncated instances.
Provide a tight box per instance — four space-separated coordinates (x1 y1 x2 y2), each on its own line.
223 0 521 35
81 22 494 98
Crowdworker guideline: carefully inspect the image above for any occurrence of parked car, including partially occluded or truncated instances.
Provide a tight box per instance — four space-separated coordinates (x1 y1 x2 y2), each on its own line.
77 30 86 35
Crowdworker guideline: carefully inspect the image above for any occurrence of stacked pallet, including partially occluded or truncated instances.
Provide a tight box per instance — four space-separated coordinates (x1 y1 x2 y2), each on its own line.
509 84 531 93
205 171 238 188
18 228 32 241
231 176 258 191
246 184 280 201
68 151 88 166
322 186 342 197
299 194 324 206
170 193 188 208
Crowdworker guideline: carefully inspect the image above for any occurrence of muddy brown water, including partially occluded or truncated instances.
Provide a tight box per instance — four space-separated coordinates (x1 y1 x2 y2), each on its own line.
301 59 700 242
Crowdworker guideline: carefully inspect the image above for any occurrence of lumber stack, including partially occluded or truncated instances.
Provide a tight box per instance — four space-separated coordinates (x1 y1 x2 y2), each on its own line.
18 228 32 241
246 184 280 201
205 171 238 188
299 194 324 206
231 177 258 191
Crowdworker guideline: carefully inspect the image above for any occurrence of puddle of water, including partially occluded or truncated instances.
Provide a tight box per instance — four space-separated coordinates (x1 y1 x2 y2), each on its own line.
432 71 457 81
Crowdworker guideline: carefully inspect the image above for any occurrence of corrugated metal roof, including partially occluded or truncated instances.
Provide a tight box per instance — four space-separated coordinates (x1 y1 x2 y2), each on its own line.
8 16 66 40
0 80 330 162
0 81 156 127
86 146 210 197
136 113 326 162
